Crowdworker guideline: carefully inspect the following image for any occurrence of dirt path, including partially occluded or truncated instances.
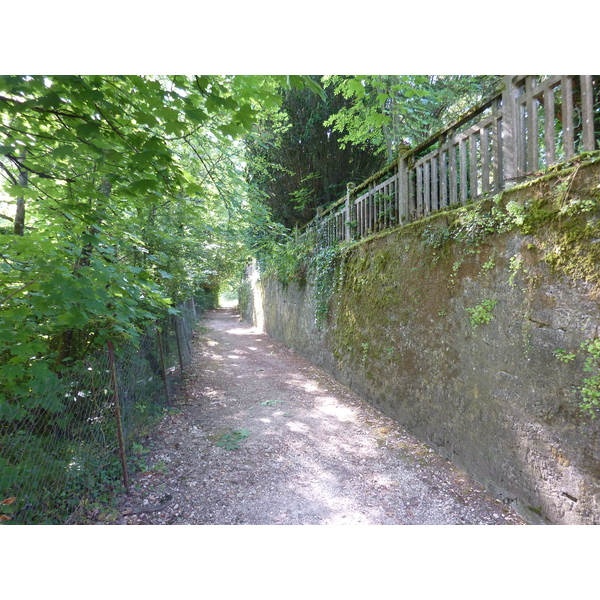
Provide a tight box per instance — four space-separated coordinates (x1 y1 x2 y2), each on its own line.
112 307 526 525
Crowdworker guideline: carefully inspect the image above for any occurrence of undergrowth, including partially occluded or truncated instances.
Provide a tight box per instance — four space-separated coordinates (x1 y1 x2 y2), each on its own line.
555 338 600 420
466 299 497 327
312 243 345 328
261 227 347 328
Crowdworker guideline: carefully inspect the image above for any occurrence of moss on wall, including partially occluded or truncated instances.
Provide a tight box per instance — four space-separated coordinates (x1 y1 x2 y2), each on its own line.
249 155 600 524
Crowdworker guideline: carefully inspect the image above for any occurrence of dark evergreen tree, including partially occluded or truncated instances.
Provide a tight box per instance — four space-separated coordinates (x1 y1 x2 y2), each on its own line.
245 81 385 229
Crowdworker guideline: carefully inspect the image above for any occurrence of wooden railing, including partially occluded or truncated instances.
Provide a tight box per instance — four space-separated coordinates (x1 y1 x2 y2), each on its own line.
303 75 599 246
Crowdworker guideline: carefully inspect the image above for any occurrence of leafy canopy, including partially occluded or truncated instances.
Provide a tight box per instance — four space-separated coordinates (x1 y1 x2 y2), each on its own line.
0 74 320 424
323 75 500 162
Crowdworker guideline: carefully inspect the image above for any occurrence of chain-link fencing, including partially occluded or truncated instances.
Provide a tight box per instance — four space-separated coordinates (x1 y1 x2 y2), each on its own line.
0 299 199 524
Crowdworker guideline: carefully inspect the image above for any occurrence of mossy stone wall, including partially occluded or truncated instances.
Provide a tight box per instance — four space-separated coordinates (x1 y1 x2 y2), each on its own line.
243 158 600 524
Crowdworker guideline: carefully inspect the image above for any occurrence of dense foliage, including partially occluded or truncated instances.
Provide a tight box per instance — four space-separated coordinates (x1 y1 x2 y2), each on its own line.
0 75 326 520
0 76 323 379
244 82 385 229
243 75 500 232
323 75 501 162
1 77 253 400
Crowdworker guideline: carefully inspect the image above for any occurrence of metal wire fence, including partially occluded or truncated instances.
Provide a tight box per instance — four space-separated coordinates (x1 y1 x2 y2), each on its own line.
0 299 198 524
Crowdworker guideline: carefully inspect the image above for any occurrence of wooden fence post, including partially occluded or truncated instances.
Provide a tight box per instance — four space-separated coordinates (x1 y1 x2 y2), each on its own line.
397 145 411 224
581 75 595 152
448 130 457 206
501 75 518 187
439 134 448 208
345 183 355 241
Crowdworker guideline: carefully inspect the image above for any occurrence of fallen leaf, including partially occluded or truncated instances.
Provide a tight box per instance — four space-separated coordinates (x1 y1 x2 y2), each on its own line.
0 515 11 521
1 497 16 505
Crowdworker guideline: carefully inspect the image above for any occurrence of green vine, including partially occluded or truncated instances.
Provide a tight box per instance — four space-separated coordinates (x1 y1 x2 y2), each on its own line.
466 299 497 327
263 231 314 289
554 339 600 419
580 339 600 418
311 243 345 328
508 255 525 287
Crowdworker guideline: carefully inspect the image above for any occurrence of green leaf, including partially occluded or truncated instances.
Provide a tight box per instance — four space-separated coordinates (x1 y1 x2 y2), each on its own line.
234 105 258 130
134 111 159 127
75 121 103 139
300 76 327 101
50 145 76 159
0 401 27 421
218 123 242 137
185 182 204 196
128 179 158 194
81 232 101 247
184 108 208 124
163 120 187 136
130 150 160 169
76 88 105 104
347 78 366 98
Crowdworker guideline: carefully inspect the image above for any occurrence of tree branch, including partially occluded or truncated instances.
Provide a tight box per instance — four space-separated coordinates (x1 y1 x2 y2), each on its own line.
0 94 88 122
0 275 43 305
93 103 134 150
0 161 17 185
7 153 75 183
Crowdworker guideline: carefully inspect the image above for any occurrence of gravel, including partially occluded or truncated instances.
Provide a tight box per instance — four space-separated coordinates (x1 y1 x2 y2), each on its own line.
109 307 526 526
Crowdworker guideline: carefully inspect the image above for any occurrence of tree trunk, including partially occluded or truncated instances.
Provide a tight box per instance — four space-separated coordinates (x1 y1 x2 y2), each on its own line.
13 149 28 236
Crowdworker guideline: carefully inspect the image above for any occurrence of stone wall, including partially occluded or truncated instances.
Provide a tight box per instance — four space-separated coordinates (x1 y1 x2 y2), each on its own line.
241 159 600 524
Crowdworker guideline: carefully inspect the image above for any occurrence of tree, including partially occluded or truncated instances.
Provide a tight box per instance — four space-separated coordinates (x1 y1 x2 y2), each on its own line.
0 74 321 429
323 75 501 162
244 79 385 229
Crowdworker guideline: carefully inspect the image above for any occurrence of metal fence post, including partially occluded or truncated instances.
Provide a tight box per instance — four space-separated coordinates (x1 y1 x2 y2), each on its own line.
191 296 198 321
107 341 129 493
173 314 185 374
156 328 172 406
183 309 192 356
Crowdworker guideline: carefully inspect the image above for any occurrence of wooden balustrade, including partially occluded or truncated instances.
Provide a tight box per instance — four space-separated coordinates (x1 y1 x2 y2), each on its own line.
303 75 599 247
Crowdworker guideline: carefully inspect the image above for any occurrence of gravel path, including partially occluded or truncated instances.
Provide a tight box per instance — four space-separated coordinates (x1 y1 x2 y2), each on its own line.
112 307 526 525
